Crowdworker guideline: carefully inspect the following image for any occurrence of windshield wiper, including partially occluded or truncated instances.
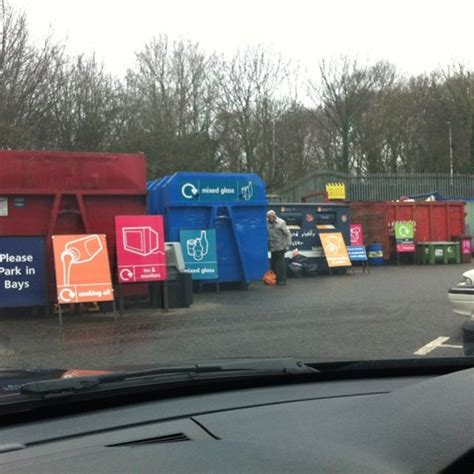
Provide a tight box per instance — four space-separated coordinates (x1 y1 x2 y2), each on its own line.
20 372 127 396
20 358 318 397
17 357 474 399
124 358 318 378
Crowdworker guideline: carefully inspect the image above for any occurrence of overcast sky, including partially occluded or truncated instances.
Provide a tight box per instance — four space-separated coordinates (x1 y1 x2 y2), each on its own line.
9 0 474 79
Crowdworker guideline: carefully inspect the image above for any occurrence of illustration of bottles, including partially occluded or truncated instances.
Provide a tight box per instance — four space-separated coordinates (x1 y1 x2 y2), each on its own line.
186 231 209 261
241 181 253 200
200 230 209 255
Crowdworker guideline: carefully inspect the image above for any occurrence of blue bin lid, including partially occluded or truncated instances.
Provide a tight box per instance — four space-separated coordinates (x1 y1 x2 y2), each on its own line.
149 172 267 207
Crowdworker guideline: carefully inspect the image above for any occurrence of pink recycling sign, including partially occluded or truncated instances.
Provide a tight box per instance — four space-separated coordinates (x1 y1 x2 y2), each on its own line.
462 239 471 255
115 215 167 283
350 224 364 246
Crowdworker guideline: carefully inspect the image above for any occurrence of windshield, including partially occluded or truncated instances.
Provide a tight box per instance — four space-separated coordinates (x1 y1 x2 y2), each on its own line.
1 0 474 386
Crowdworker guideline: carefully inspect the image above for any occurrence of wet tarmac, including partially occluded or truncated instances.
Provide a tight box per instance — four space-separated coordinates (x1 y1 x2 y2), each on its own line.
0 264 469 369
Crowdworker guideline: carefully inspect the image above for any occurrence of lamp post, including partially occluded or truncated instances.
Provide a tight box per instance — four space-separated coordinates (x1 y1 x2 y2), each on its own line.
272 117 276 166
447 120 453 186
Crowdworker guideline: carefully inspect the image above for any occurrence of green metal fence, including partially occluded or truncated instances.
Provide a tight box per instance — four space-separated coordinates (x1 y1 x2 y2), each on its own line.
279 171 474 202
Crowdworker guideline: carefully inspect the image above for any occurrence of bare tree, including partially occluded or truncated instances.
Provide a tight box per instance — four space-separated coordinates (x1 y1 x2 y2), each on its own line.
5 0 474 188
441 64 474 173
214 46 290 189
0 0 63 148
121 36 219 176
272 104 321 186
309 58 395 173
46 54 120 151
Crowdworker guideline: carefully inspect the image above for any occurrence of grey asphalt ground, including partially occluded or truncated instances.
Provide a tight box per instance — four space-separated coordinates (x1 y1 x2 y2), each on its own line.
0 264 470 369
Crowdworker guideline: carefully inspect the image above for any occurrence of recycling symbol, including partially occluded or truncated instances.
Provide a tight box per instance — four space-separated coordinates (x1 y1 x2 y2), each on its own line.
398 225 410 238
181 183 198 199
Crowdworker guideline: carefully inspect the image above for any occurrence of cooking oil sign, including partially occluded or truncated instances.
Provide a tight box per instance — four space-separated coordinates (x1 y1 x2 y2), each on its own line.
52 234 114 304
0 237 47 308
179 229 218 280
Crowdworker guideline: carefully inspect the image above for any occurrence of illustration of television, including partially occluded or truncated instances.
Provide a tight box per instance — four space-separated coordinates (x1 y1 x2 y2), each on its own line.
122 226 160 257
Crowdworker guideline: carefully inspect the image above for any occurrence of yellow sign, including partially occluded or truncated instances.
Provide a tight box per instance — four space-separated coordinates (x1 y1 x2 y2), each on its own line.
316 225 335 230
319 232 352 267
326 182 346 200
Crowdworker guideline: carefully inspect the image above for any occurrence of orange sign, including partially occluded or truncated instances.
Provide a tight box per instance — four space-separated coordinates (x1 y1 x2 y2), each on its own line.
52 234 114 304
319 232 352 268
316 225 335 230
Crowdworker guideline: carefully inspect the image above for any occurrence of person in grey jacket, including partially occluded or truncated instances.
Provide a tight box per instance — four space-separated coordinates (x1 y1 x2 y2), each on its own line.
267 210 292 285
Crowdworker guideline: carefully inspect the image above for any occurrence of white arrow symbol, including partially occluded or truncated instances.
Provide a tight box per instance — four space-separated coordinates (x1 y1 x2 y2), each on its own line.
398 225 409 238
59 288 76 303
120 268 134 281
181 183 198 199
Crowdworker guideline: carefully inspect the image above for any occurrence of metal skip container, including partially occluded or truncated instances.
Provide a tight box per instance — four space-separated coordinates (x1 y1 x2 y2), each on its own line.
148 173 269 284
0 150 148 302
350 201 466 260
267 203 351 270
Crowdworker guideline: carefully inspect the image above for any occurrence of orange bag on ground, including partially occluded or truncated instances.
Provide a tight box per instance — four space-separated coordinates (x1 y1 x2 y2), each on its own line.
262 270 277 285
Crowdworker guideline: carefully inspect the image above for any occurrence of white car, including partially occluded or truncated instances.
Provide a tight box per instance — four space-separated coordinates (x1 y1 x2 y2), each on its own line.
448 269 474 317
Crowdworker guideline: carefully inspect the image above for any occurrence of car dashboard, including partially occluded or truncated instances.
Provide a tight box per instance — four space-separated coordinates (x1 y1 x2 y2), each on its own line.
0 368 472 473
